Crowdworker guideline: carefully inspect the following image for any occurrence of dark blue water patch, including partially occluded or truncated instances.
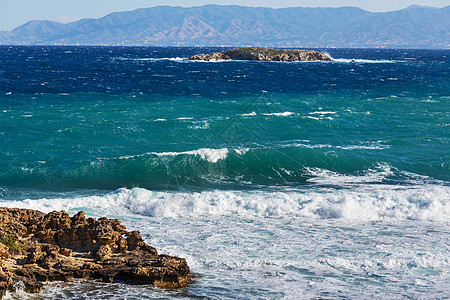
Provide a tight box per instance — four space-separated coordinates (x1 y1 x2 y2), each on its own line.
0 46 448 97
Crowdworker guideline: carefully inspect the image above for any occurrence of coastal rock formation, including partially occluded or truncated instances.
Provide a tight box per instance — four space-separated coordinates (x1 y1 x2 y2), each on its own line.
0 207 192 298
188 47 332 62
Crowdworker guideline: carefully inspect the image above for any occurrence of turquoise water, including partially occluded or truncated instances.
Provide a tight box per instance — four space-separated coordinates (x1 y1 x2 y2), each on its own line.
0 46 449 299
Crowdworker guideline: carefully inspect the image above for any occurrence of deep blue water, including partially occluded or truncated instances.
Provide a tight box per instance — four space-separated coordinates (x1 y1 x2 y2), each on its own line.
1 46 449 96
0 46 449 299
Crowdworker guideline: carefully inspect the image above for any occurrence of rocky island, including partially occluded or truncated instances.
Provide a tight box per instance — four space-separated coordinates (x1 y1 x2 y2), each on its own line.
188 47 332 62
0 207 192 298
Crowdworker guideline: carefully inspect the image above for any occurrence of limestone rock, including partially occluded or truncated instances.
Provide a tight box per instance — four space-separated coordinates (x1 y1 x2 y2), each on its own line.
0 207 192 297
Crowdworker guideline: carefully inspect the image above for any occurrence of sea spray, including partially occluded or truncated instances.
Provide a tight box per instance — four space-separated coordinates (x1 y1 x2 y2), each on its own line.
2 183 449 222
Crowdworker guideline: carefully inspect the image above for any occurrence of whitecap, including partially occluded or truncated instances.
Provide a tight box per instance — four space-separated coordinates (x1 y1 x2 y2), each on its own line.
332 58 397 64
308 111 336 115
304 163 395 185
114 57 185 62
263 112 295 117
2 181 449 222
240 111 257 116
154 148 229 163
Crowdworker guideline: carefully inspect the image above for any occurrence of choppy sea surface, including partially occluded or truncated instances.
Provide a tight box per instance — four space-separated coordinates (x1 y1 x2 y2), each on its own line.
0 46 449 299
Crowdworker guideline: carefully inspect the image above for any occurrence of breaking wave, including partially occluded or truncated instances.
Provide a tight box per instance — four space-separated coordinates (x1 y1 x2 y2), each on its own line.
1 183 449 222
0 145 447 190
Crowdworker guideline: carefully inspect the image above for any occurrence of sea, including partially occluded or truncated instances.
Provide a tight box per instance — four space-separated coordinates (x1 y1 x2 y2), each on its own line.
0 46 449 299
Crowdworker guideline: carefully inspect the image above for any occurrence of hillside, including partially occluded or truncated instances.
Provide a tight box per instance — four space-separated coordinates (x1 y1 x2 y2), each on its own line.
0 5 448 48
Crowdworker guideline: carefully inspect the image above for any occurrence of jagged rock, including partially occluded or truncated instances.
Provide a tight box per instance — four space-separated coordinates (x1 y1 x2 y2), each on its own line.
0 207 192 298
188 47 332 61
0 245 8 259
0 261 13 298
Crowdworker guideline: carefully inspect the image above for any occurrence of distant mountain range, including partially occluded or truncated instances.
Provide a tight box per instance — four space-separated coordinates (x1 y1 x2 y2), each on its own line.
0 5 449 48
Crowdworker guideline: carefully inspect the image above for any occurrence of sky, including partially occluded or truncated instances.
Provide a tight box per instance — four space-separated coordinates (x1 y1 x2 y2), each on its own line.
1 0 449 31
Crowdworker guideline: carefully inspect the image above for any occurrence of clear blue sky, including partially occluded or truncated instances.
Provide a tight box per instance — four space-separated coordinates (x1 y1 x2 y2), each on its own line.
1 0 449 31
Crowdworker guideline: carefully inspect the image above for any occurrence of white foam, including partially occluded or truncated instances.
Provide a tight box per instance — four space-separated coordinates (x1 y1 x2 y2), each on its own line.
318 251 450 275
115 147 249 162
336 144 390 150
188 120 209 129
2 182 449 222
191 148 228 163
309 111 336 115
284 142 388 150
305 163 395 185
233 148 250 155
155 148 229 163
115 57 185 62
190 59 230 63
332 58 397 64
240 111 295 117
240 111 257 116
5 188 447 300
263 111 296 117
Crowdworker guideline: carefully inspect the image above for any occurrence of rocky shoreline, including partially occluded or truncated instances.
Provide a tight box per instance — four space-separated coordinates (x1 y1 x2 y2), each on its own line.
188 47 332 62
0 207 192 298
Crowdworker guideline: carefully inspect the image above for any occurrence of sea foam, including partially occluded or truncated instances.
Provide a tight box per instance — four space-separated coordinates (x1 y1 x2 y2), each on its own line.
154 148 229 163
2 183 449 222
332 58 398 64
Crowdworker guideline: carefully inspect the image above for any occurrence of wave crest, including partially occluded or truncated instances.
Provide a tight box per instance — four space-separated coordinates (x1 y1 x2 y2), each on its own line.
0 145 446 190
2 184 449 222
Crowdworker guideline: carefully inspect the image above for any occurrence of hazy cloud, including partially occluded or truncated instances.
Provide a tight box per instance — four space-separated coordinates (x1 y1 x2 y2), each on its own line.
53 16 81 24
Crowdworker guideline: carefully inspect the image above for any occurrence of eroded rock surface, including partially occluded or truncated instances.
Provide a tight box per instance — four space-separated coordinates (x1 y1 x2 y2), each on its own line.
188 47 332 61
0 207 192 298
